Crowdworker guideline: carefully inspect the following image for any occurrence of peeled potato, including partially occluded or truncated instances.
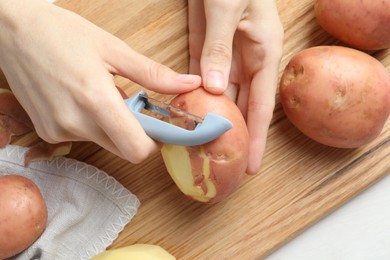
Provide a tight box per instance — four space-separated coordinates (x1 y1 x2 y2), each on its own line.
279 46 390 148
91 244 176 260
161 88 249 203
0 175 48 259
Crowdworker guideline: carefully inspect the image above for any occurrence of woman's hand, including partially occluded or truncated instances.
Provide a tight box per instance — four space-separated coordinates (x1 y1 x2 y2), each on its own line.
0 0 201 163
188 0 284 174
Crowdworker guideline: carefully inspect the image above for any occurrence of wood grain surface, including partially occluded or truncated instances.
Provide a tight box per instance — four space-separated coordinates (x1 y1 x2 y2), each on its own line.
2 0 390 259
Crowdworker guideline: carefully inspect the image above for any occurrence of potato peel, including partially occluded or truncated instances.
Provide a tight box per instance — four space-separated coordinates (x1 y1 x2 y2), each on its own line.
24 141 72 166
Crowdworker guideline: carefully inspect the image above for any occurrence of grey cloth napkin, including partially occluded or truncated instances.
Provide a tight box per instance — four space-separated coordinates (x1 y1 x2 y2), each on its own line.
0 145 140 260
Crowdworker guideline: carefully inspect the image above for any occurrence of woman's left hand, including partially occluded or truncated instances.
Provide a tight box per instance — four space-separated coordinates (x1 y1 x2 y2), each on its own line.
188 0 284 174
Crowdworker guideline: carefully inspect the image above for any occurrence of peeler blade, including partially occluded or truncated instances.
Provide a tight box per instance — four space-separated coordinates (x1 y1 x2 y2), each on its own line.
140 93 203 129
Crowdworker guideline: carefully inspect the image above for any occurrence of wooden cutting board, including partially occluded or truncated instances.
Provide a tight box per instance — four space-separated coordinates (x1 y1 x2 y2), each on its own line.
4 0 390 259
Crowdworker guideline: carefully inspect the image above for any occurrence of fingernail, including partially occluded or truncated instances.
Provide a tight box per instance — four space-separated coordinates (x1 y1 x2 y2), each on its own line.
206 71 224 89
177 74 198 84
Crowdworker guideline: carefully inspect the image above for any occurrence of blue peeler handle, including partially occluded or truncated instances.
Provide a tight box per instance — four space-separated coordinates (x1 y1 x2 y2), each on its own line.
124 91 233 146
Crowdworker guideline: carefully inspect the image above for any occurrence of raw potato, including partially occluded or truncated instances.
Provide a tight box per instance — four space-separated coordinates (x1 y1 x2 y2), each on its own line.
0 175 48 259
279 46 390 148
0 89 33 129
0 88 72 165
314 0 390 50
91 244 176 260
0 89 33 148
161 88 249 203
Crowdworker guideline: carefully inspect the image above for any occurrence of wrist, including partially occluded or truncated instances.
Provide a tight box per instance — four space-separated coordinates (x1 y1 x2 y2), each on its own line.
0 0 46 69
0 0 47 58
0 0 47 28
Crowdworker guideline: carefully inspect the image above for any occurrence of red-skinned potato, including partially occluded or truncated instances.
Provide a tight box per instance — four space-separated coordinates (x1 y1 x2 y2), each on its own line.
314 0 390 50
0 89 33 129
0 88 72 165
0 175 48 259
279 46 390 148
161 88 249 203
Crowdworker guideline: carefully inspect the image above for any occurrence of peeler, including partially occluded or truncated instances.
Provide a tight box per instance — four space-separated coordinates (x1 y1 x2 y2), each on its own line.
124 90 233 146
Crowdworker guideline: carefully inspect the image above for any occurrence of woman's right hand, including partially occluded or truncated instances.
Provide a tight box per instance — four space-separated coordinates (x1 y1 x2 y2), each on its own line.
0 0 201 163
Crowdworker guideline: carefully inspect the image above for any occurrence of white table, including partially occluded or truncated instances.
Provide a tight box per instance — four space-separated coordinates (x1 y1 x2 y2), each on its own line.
267 174 390 260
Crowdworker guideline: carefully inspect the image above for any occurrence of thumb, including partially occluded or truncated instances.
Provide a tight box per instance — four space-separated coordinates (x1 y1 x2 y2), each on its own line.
201 3 241 94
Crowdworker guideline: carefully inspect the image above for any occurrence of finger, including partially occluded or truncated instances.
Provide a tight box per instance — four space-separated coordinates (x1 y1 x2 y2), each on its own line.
41 83 153 163
34 107 127 160
188 0 206 76
89 80 159 164
224 49 241 102
201 1 244 94
225 82 239 102
106 40 201 94
236 83 250 119
77 126 125 160
246 60 280 175
63 115 129 160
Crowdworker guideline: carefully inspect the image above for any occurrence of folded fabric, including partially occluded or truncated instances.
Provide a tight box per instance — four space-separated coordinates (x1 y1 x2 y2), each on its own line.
0 145 140 260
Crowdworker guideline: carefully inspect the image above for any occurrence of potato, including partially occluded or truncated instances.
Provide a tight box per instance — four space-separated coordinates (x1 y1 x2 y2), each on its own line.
161 88 249 203
314 0 390 50
0 89 72 165
279 46 390 148
91 244 176 260
0 175 48 259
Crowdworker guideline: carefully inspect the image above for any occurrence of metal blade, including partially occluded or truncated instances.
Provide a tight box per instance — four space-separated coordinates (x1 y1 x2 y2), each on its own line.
140 94 204 126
